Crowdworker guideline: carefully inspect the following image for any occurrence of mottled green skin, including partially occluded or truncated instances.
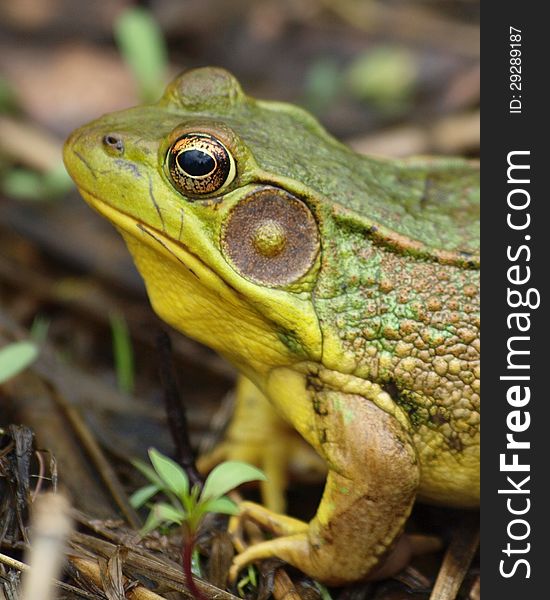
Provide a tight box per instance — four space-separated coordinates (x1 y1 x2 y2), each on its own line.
161 68 479 258
181 65 482 493
315 215 479 502
64 67 479 512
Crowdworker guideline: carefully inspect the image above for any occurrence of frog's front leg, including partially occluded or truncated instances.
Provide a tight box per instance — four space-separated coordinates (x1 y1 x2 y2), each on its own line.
198 375 324 512
229 388 419 585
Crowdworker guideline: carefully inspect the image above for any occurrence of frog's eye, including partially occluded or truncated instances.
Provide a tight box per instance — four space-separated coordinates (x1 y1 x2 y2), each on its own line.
167 133 236 196
221 187 320 287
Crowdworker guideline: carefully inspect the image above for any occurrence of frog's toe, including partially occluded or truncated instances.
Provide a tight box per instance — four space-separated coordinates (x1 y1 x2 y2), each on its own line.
229 501 309 537
229 534 312 583
229 502 319 581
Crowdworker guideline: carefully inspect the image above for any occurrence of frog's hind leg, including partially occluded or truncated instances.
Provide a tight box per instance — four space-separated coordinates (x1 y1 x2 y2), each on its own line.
198 375 324 512
229 389 420 585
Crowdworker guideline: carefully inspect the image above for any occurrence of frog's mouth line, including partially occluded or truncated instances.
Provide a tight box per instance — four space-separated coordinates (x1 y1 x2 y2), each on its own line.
79 188 317 372
77 189 309 359
78 188 245 302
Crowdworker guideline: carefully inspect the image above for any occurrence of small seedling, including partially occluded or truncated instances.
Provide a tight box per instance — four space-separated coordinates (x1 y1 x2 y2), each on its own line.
131 448 265 597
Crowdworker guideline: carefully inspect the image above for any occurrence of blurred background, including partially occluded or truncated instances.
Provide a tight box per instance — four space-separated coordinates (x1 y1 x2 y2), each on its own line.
0 2 479 597
1 0 480 164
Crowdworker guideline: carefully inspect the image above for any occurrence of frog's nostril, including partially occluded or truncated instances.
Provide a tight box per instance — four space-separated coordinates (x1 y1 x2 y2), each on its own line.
102 134 124 154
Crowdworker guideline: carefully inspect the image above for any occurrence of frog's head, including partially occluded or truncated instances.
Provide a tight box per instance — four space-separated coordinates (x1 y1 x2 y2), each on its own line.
63 67 352 378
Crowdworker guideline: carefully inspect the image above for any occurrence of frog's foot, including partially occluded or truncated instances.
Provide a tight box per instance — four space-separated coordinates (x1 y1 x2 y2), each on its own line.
198 375 325 512
228 501 310 579
227 502 415 585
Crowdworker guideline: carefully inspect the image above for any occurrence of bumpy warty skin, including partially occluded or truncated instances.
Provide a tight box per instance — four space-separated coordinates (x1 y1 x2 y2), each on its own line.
314 210 479 505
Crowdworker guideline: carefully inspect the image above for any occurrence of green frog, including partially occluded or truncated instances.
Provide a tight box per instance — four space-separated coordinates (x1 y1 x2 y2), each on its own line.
63 67 479 585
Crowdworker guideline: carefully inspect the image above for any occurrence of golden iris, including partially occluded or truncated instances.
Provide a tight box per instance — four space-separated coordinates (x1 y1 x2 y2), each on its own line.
167 133 236 196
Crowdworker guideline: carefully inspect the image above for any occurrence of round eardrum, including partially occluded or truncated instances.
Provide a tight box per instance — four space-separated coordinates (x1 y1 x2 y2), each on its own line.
221 187 320 286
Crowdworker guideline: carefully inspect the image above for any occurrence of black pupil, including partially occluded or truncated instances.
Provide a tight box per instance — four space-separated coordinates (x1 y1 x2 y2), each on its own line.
177 149 215 177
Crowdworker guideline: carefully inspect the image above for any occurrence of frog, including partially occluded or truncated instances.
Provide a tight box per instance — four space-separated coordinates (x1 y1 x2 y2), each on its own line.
63 67 479 586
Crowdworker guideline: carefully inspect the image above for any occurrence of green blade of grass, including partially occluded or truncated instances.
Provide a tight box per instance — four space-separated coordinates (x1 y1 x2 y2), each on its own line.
110 312 135 395
314 582 334 600
114 7 168 103
30 316 50 344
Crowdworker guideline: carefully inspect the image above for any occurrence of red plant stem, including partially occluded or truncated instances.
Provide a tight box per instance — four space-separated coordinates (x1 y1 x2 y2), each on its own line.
182 536 207 600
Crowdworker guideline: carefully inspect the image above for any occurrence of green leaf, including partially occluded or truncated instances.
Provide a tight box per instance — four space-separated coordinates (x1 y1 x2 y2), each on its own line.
114 7 168 103
2 170 43 200
148 448 189 498
201 496 239 516
248 564 257 587
141 502 184 534
191 548 202 577
0 341 39 384
2 165 73 202
132 458 164 487
141 509 165 535
130 484 159 508
153 502 185 523
202 461 266 500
